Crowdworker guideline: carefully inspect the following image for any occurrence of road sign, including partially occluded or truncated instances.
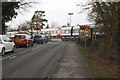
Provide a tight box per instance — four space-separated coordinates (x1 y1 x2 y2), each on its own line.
82 29 91 38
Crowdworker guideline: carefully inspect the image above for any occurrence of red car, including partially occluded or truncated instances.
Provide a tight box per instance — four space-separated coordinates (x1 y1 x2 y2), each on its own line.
13 34 34 47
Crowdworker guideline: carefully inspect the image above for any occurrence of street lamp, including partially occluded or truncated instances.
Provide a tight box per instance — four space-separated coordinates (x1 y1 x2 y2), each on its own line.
68 13 73 26
0 2 2 34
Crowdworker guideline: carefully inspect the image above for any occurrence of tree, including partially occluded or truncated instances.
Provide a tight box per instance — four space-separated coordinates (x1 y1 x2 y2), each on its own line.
2 1 37 34
45 24 50 29
31 11 48 30
79 1 119 65
2 2 20 34
88 2 118 53
50 21 59 28
19 21 31 31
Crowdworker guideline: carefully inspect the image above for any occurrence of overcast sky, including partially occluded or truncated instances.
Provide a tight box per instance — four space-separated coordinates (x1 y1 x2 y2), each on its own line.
6 0 92 29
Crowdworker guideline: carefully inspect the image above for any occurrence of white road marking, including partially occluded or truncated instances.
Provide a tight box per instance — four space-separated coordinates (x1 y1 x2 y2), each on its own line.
32 49 35 50
9 56 16 59
0 49 31 60
19 49 31 53
35 47 40 50
32 46 41 50
0 55 15 60
0 58 2 60
0 42 54 60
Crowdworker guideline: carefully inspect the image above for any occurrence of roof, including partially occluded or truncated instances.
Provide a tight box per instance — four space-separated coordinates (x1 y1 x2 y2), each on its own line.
0 35 6 37
15 34 28 35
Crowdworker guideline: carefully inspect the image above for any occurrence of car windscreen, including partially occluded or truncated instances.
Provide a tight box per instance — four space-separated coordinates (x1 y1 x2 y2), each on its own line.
14 35 25 39
34 35 42 38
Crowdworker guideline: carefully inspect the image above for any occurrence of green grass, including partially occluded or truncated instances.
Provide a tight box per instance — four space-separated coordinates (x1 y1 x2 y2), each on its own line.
76 43 118 79
76 44 92 64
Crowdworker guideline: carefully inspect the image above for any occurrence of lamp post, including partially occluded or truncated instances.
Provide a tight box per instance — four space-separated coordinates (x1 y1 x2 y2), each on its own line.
68 13 73 26
0 2 2 34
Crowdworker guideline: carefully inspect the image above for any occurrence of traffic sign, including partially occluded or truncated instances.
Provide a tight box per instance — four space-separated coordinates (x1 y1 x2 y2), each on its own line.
82 29 91 38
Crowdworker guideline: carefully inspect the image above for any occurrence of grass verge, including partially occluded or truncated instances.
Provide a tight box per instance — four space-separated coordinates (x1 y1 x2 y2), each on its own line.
76 43 118 79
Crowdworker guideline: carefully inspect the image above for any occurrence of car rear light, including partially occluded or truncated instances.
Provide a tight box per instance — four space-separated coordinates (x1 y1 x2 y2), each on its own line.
24 40 28 42
0 41 2 44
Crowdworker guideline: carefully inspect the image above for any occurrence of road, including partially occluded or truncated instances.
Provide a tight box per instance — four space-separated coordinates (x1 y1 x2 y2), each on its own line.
2 42 67 78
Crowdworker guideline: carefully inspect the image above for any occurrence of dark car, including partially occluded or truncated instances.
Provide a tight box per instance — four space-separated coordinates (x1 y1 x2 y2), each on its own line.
33 35 48 44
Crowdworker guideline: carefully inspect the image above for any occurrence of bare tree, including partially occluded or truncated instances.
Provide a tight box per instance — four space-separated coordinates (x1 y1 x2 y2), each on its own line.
50 21 59 28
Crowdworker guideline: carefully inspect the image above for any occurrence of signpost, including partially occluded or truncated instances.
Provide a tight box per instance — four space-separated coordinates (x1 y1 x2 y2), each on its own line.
82 29 91 38
82 29 91 47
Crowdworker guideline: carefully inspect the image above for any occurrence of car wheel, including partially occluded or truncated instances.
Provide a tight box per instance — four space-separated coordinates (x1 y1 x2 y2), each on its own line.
26 43 29 47
31 42 34 46
11 46 15 53
41 42 43 44
37 42 40 44
2 48 5 56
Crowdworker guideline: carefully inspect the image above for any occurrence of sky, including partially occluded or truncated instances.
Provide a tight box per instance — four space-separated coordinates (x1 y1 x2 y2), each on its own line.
6 0 92 29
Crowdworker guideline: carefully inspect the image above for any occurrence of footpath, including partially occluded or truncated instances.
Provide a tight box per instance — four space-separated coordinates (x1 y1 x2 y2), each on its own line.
52 42 93 78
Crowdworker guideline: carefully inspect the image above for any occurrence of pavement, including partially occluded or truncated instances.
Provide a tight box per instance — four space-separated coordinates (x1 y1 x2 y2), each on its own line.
52 42 93 78
50 38 62 42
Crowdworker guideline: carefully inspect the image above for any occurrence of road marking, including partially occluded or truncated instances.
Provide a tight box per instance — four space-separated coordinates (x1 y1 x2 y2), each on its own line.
0 55 15 60
35 47 41 50
32 49 35 50
0 42 55 60
0 49 31 60
32 46 41 50
1 47 37 60
19 49 31 53
9 56 16 59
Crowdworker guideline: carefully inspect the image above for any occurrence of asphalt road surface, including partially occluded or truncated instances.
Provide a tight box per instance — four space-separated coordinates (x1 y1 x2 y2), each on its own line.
2 42 67 78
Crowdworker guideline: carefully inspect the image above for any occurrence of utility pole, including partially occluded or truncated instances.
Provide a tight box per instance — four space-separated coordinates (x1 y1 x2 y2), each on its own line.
68 13 73 26
0 1 2 34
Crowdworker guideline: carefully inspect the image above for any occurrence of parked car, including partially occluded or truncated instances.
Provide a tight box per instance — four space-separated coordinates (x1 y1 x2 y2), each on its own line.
0 35 15 56
13 34 34 47
6 32 17 40
0 44 5 56
33 35 48 44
